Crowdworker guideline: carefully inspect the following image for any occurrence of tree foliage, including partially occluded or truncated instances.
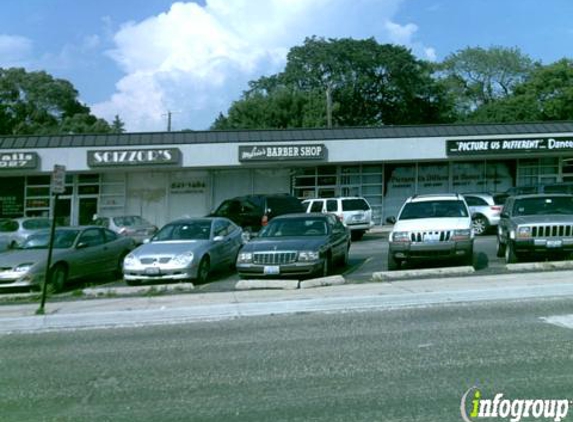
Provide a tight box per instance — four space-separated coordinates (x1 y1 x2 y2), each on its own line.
439 46 538 116
467 59 573 122
212 37 454 129
0 67 111 135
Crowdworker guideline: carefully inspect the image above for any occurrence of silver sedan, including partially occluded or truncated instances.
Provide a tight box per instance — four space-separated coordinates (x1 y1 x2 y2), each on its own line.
122 217 243 285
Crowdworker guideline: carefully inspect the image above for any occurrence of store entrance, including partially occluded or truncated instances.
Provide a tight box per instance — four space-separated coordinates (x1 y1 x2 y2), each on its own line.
78 197 98 225
55 197 72 226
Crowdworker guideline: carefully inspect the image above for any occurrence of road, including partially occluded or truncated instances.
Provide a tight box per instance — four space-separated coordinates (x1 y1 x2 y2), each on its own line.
1 296 572 422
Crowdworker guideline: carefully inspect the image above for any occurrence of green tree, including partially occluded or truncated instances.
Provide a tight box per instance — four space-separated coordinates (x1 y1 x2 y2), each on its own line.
212 37 453 129
0 67 111 135
111 115 126 133
468 59 573 122
438 46 538 117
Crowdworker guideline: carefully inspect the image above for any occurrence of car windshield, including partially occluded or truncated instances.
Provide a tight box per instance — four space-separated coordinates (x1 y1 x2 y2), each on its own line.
153 221 212 241
112 216 149 227
399 200 469 220
21 230 80 249
513 196 573 216
22 218 51 230
259 218 328 237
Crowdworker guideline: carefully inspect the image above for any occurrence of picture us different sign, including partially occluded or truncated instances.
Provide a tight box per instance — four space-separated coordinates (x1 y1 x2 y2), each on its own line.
447 137 573 155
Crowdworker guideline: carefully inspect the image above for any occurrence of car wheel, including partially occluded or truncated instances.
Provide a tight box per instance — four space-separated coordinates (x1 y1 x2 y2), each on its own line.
114 251 129 279
505 241 519 264
197 256 210 284
472 215 489 236
321 254 331 277
496 239 506 258
49 264 67 293
463 248 474 267
351 231 365 241
387 253 401 271
340 243 350 266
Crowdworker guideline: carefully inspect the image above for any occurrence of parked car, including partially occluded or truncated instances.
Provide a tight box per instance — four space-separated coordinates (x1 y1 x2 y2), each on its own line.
0 226 135 292
236 213 350 279
463 193 509 235
123 217 243 285
209 194 304 237
0 217 52 251
93 215 158 244
386 193 474 270
496 193 573 263
301 196 375 240
505 182 573 196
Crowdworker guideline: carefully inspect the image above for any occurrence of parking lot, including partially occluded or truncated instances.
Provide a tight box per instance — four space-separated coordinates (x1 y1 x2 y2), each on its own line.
84 231 510 294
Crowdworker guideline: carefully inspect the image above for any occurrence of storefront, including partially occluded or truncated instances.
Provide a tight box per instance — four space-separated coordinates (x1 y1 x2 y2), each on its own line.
1 121 572 226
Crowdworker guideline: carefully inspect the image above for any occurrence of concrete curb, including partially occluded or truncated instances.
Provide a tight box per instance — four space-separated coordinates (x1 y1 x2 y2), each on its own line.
372 266 475 281
506 261 573 272
82 283 195 298
235 279 300 290
300 275 346 289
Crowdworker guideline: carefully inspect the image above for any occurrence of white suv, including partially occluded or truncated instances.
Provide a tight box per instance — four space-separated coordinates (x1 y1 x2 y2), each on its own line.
301 197 375 240
387 194 474 270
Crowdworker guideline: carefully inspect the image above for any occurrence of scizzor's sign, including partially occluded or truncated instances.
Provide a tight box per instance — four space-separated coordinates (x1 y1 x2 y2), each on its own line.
87 148 181 167
239 144 327 162
447 137 573 156
0 152 39 169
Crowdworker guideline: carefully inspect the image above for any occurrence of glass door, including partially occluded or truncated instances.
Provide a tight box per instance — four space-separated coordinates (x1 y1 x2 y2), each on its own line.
78 197 98 225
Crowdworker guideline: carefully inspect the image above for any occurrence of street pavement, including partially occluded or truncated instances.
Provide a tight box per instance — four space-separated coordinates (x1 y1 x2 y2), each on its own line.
1 295 572 422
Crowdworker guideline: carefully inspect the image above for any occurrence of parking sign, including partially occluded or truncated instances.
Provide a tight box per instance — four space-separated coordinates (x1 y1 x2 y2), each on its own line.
51 164 66 194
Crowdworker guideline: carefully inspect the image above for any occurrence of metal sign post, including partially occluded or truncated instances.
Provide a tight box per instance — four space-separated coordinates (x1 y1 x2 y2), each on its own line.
38 165 66 313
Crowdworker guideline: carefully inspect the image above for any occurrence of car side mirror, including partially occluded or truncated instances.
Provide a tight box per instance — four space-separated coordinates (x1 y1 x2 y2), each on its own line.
213 235 225 242
143 238 151 244
500 212 509 219
386 216 396 224
76 242 89 249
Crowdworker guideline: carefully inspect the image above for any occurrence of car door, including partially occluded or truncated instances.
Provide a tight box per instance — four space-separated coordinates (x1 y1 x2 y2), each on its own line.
211 219 236 268
72 228 108 278
328 215 348 260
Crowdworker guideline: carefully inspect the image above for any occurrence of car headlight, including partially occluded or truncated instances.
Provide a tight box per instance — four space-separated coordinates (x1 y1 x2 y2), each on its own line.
298 251 320 261
452 229 472 240
172 252 194 266
391 231 410 242
516 226 531 239
13 263 33 273
123 253 138 266
237 252 253 263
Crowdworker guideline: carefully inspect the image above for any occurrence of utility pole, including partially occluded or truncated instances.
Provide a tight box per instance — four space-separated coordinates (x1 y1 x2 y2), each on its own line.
325 83 333 128
162 110 180 132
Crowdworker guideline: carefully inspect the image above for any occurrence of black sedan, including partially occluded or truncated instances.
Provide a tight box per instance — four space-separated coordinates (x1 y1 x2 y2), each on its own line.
236 213 350 279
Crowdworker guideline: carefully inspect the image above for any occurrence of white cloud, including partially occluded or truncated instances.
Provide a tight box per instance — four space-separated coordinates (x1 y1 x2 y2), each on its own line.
93 0 437 131
0 34 33 67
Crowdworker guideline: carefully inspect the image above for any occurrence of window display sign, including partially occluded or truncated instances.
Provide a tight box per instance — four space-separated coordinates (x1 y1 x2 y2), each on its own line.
87 148 181 167
447 137 573 156
0 152 39 169
0 177 24 217
239 144 327 162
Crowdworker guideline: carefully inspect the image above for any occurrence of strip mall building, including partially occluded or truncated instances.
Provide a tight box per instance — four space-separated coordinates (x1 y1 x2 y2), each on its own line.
1 121 572 227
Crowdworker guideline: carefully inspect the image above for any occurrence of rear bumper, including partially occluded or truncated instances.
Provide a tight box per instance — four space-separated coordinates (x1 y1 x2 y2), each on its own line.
389 240 473 261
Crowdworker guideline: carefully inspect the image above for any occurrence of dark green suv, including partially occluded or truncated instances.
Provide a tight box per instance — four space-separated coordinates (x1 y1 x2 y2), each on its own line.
210 194 304 236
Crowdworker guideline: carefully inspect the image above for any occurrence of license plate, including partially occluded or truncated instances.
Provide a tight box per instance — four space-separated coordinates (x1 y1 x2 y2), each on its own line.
423 234 440 243
353 213 364 221
145 267 160 275
264 266 280 275
547 240 562 248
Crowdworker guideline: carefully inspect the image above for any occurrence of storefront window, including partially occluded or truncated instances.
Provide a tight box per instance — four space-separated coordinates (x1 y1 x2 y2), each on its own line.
417 163 449 194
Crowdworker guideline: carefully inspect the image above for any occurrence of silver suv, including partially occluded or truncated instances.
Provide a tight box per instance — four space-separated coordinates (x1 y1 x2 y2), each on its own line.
301 197 374 240
387 194 474 270
463 193 509 235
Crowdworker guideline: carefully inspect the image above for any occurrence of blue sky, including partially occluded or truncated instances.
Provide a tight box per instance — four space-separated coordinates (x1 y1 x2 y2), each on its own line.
1 0 572 132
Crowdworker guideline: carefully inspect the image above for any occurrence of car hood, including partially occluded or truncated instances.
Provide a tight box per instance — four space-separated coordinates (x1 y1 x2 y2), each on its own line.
243 237 327 252
512 215 573 225
131 240 211 256
0 249 67 268
393 218 471 232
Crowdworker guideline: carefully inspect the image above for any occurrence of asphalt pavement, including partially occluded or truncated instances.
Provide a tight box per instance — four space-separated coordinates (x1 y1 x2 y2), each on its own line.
1 296 572 422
